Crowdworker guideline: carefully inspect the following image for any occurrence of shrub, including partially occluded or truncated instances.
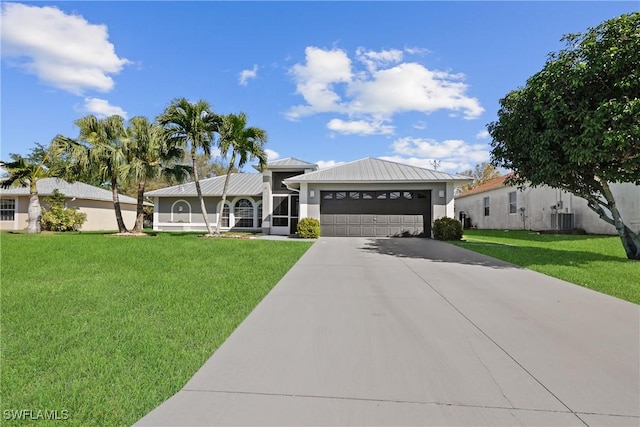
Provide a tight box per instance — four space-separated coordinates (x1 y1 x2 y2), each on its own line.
432 217 463 241
41 189 87 232
297 217 320 238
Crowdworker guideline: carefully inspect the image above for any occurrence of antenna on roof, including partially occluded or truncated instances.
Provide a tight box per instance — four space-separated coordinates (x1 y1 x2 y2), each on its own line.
430 160 440 171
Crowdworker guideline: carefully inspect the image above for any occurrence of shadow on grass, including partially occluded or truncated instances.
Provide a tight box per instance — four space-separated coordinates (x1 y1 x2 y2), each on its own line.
359 237 517 269
462 229 615 243
454 241 633 268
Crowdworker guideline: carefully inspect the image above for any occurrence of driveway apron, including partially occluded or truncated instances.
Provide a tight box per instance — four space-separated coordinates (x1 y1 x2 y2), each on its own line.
136 237 639 426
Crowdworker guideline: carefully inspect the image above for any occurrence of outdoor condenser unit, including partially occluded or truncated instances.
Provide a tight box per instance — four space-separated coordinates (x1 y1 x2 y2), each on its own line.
551 212 574 230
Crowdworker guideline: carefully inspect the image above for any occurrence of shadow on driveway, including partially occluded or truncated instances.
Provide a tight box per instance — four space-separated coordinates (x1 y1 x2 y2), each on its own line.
359 237 518 269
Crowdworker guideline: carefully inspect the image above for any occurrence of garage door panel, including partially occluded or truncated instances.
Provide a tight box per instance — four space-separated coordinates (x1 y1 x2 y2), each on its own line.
334 225 347 236
334 215 347 225
348 215 362 225
361 226 375 235
348 225 363 237
361 215 375 224
321 224 335 236
321 214 335 225
375 215 388 225
388 215 401 224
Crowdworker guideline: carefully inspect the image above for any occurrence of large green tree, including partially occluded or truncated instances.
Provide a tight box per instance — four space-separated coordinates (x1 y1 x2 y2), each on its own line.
157 98 220 235
214 112 268 235
126 116 191 233
0 145 59 234
53 115 131 233
488 12 639 259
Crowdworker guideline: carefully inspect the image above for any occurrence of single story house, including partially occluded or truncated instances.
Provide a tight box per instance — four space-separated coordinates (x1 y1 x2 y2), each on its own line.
0 178 142 231
454 174 640 235
146 157 472 237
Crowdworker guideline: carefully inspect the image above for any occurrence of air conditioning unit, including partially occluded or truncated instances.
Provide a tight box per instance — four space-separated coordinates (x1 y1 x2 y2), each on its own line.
551 213 574 230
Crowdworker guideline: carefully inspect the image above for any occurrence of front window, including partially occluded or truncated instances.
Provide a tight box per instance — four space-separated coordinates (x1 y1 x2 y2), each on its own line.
234 199 253 228
221 203 230 227
508 192 517 214
484 197 490 216
1 199 15 221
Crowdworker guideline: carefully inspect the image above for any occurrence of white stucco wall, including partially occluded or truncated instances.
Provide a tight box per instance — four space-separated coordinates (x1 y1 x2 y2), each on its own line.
455 183 640 235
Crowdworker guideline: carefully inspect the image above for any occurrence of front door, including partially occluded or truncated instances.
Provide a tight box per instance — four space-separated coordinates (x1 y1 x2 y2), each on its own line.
271 194 299 236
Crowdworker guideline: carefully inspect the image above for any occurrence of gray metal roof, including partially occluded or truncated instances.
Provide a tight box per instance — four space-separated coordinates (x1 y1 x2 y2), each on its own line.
145 173 262 197
284 157 472 184
0 178 141 205
265 157 318 169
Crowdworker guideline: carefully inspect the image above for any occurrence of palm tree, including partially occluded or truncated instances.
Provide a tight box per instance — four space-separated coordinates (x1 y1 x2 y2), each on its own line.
157 98 220 235
52 115 131 233
126 116 191 233
215 112 268 235
0 147 58 234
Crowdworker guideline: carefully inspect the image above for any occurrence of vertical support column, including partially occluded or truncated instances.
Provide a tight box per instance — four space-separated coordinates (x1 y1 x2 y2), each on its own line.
445 182 455 218
261 171 272 235
153 197 159 231
299 183 308 218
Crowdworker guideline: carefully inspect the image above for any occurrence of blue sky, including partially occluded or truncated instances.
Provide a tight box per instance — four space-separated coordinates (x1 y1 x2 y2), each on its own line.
1 1 637 173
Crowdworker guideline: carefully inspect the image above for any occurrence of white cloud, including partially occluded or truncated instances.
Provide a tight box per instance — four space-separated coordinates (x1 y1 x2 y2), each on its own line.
476 129 490 139
265 149 280 160
356 47 403 72
287 46 353 119
83 98 128 118
404 46 430 55
239 65 258 86
327 118 394 136
392 137 489 162
413 120 427 130
348 63 483 119
379 155 463 173
286 45 484 129
1 3 129 95
316 160 345 169
386 136 490 173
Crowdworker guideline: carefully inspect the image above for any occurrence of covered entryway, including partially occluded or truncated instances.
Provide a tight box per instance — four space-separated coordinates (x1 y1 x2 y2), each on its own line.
320 190 431 237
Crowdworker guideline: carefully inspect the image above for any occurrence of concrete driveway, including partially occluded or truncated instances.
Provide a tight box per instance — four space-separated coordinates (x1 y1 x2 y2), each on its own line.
136 237 639 426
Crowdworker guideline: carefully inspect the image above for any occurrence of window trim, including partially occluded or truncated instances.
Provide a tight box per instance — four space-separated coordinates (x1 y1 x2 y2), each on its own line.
483 196 490 216
1 198 16 222
508 191 517 214
170 199 192 223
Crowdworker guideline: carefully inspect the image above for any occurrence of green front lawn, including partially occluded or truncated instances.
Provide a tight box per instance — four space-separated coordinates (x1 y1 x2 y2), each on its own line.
452 230 640 304
1 232 312 426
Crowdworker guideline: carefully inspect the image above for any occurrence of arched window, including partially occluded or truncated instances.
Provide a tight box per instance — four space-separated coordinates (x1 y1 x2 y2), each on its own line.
221 203 230 228
171 200 191 223
234 199 253 228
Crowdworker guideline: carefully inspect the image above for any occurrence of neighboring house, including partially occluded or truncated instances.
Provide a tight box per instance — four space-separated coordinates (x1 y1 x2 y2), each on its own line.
0 178 143 231
146 157 471 237
455 174 640 235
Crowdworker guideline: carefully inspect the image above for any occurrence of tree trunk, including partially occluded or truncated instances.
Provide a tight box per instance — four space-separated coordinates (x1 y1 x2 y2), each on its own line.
111 177 129 234
27 182 41 234
132 179 146 234
214 156 235 235
600 181 640 260
193 153 213 235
